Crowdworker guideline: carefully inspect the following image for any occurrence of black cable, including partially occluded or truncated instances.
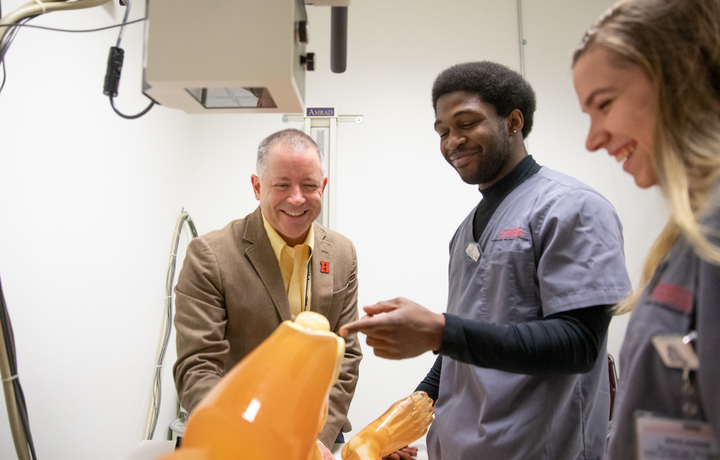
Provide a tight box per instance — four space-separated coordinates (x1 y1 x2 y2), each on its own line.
0 17 146 33
14 380 36 460
109 95 155 119
0 59 6 96
0 15 21 59
115 0 133 47
0 280 16 378
1 277 37 460
0 18 35 96
0 14 145 62
103 0 155 120
0 24 19 97
0 11 147 97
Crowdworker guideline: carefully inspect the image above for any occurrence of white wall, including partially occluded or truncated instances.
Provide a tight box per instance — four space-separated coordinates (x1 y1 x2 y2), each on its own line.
0 1 196 458
0 0 667 459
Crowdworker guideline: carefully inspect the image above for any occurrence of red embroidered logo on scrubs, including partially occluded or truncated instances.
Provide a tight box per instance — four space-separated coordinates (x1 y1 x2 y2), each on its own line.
648 283 692 313
497 227 524 240
320 262 330 273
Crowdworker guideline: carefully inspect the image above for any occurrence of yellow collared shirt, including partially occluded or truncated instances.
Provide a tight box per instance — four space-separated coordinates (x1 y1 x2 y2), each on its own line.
262 214 314 319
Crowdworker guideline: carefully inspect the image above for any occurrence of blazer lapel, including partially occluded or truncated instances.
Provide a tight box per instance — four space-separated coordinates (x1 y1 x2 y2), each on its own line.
311 223 333 318
243 207 292 322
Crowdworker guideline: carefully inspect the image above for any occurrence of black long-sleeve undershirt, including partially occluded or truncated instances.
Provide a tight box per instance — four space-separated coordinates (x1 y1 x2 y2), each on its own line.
416 304 612 404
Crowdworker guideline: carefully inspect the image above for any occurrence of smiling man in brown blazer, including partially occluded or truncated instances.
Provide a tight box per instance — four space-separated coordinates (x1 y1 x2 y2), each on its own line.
173 128 362 459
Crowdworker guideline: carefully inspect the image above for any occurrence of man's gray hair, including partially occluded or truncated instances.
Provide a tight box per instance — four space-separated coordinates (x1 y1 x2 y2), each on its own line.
256 128 325 177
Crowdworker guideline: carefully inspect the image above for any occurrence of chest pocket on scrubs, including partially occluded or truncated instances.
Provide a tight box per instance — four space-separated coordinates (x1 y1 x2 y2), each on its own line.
478 247 539 323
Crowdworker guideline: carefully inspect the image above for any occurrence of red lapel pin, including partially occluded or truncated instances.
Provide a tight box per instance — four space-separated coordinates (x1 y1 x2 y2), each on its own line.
320 262 330 273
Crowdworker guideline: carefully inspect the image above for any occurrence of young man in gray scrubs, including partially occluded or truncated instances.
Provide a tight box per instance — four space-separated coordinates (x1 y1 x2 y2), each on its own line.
341 62 631 460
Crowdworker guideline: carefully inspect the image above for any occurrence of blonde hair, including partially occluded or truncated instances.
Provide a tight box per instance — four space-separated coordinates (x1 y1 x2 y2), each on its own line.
573 0 720 314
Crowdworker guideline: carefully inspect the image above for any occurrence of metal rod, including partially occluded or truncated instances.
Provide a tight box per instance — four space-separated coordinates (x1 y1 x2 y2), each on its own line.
516 0 526 78
330 6 348 73
516 0 529 150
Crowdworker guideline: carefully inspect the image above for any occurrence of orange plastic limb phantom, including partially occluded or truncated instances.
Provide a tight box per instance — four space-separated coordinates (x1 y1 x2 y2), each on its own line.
341 391 434 460
158 311 345 460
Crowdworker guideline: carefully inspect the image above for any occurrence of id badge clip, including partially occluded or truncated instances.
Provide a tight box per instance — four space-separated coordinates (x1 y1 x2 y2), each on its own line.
465 243 481 262
651 331 699 372
652 331 700 417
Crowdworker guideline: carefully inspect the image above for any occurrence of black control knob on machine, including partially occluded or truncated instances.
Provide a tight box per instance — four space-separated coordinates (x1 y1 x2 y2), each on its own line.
301 53 315 71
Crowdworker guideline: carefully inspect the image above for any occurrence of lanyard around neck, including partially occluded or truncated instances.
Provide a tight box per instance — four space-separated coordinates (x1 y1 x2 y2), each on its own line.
304 259 311 311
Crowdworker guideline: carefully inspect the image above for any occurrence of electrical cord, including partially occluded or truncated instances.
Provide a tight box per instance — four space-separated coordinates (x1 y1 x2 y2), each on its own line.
1 60 6 95
145 211 198 440
0 1 147 98
115 0 131 47
0 16 148 67
103 0 155 119
0 17 146 34
1 277 36 460
0 0 113 45
109 94 155 119
0 0 154 118
0 17 35 97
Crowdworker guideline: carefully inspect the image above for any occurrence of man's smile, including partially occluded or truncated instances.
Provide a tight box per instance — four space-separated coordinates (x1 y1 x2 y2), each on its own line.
282 210 308 217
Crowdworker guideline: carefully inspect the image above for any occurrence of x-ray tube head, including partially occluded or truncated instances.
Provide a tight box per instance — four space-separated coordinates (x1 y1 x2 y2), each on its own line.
143 0 308 114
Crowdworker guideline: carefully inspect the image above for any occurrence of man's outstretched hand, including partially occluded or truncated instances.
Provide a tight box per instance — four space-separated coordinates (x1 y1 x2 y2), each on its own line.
339 297 445 359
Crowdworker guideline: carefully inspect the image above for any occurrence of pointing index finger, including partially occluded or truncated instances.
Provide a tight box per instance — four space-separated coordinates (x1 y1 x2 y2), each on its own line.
339 314 385 337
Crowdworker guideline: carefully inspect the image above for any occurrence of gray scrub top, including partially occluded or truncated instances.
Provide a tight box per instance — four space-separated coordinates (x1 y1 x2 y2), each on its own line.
606 203 720 460
427 167 632 460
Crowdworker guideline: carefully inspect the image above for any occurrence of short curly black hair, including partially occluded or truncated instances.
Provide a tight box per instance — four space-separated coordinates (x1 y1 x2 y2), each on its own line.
432 61 537 139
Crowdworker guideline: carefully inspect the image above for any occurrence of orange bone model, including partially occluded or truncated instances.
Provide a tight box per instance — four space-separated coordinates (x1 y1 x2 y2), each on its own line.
341 391 434 460
157 311 345 460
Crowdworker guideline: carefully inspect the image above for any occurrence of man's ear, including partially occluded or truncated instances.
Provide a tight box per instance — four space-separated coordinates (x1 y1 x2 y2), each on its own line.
251 174 261 200
321 176 328 193
507 108 525 136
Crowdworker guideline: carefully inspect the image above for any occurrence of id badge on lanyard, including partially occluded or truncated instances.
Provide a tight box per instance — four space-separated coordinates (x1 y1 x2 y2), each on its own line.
635 331 720 459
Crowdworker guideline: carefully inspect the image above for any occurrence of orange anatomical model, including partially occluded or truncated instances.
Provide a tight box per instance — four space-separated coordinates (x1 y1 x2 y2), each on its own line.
157 311 345 460
341 391 434 460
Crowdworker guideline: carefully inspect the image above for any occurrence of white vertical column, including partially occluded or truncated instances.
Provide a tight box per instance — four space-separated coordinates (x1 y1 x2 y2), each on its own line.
284 109 363 229
328 116 338 229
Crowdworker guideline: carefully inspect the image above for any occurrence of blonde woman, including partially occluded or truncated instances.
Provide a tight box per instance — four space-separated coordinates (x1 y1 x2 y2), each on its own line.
573 0 720 458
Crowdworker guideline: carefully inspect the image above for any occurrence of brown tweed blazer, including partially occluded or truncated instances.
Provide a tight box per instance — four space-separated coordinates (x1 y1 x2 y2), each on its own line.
173 206 362 447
